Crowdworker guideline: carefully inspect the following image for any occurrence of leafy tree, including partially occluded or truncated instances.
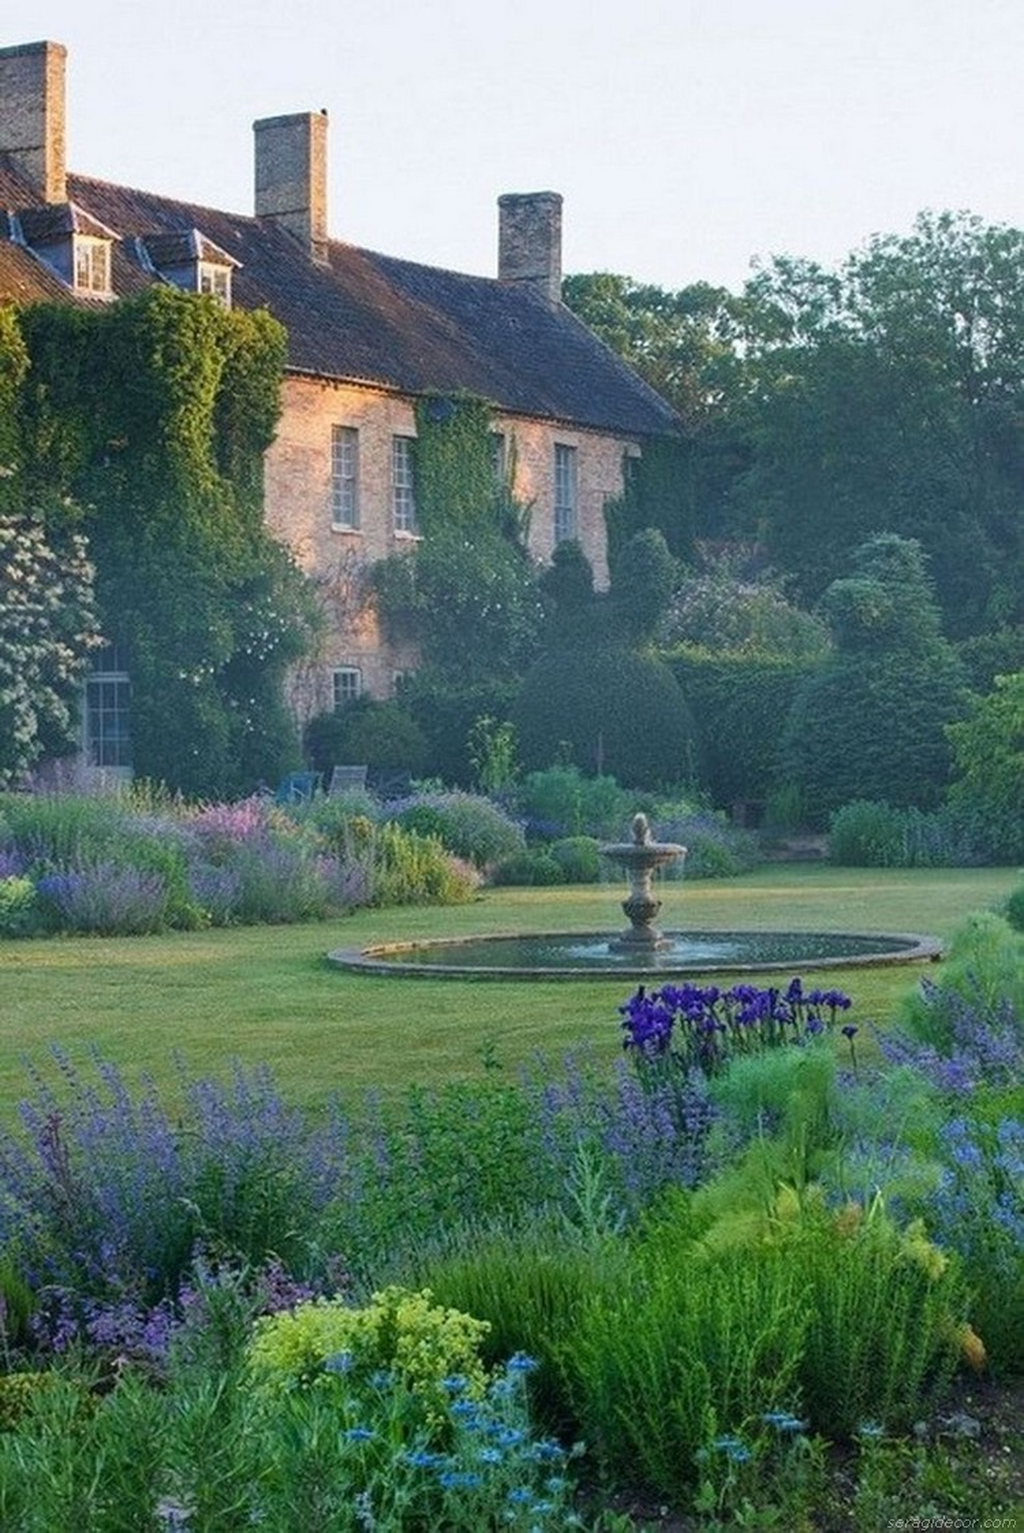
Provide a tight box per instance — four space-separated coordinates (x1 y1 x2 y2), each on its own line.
608 526 678 641
537 538 594 626
736 212 1024 636
779 535 966 826
565 273 752 552
663 554 830 660
0 309 99 784
945 672 1024 862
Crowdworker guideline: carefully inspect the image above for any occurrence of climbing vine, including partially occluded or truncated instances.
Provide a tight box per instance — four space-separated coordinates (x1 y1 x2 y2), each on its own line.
16 288 317 796
412 393 500 533
373 393 542 685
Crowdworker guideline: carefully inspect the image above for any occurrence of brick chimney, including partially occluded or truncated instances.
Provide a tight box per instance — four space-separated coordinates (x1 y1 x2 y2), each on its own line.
498 191 562 305
253 111 329 265
0 40 67 203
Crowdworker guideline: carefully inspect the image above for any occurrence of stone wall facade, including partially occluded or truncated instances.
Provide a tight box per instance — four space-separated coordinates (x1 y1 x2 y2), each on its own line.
264 373 639 721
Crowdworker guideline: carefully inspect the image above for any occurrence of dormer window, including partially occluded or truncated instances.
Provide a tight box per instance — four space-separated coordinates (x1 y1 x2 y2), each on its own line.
198 263 231 306
74 236 111 295
140 229 239 309
16 202 118 299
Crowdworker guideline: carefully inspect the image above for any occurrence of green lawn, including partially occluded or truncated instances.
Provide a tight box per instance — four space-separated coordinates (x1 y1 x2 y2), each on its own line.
0 864 1018 1117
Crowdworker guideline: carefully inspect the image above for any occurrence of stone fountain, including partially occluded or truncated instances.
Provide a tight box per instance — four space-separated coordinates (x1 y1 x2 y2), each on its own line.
328 807 942 977
599 812 686 950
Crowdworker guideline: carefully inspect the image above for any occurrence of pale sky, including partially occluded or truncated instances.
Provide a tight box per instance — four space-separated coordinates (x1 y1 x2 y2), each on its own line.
5 0 1024 292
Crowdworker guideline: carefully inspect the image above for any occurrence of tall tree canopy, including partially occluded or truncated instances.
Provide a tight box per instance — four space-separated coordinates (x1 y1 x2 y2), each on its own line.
737 211 1024 635
568 212 1024 641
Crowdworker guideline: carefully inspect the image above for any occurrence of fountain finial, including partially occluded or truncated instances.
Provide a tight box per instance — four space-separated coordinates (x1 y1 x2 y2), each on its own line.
632 812 651 846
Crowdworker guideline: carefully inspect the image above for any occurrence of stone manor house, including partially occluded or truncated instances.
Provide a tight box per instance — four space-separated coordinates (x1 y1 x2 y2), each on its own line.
0 39 679 776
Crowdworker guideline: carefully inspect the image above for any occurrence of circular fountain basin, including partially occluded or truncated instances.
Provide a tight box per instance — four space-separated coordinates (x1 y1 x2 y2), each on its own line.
328 929 942 980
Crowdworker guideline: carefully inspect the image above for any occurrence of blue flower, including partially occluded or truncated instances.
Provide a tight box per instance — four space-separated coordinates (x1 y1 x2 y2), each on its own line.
525 1439 565 1461
506 1351 539 1374
857 1420 885 1440
762 1410 807 1433
438 1469 483 1489
713 1434 752 1463
343 1425 374 1442
323 1350 354 1374
404 1448 447 1469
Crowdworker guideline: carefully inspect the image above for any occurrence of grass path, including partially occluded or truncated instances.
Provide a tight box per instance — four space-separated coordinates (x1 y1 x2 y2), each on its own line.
0 864 1017 1115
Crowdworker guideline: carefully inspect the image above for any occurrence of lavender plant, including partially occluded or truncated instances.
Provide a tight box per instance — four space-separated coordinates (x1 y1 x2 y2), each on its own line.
35 862 169 934
0 1052 352 1344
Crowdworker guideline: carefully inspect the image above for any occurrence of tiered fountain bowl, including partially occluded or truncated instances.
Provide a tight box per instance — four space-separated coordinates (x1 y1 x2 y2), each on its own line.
329 809 942 979
600 811 687 950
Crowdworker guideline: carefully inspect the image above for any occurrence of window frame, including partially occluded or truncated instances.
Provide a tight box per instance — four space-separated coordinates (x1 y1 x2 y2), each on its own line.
332 666 362 710
74 236 111 296
391 435 418 535
83 645 131 769
554 442 578 544
331 425 361 530
199 263 231 306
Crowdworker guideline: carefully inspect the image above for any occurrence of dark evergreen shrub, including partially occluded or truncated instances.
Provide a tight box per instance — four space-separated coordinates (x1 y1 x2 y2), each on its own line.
512 645 696 791
779 537 966 828
304 700 428 778
781 654 964 827
668 651 814 810
400 674 519 786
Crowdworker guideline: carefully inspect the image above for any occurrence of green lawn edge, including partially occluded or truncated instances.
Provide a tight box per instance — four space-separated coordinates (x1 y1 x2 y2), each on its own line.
0 864 1018 1116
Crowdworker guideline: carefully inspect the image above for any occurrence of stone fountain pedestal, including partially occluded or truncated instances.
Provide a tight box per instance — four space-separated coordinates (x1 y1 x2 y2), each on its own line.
600 813 686 951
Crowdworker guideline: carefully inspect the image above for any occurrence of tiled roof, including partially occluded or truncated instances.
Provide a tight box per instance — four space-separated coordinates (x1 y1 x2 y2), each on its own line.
141 228 240 270
0 154 680 437
19 201 119 243
0 239 68 302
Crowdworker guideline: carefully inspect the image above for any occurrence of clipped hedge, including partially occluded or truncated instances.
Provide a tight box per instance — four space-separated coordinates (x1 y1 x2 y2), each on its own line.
780 651 965 829
667 649 815 810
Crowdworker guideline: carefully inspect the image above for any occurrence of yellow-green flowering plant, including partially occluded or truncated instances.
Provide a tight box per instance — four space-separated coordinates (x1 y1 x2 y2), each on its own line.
248 1285 491 1429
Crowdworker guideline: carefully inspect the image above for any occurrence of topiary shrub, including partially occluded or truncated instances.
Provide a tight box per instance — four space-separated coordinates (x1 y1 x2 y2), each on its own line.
513 645 696 791
779 537 966 828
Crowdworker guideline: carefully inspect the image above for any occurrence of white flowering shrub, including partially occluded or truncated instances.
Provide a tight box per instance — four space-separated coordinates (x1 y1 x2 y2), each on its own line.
0 510 99 786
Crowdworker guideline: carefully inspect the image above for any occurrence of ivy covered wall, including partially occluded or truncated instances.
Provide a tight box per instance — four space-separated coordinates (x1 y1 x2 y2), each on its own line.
14 288 319 796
